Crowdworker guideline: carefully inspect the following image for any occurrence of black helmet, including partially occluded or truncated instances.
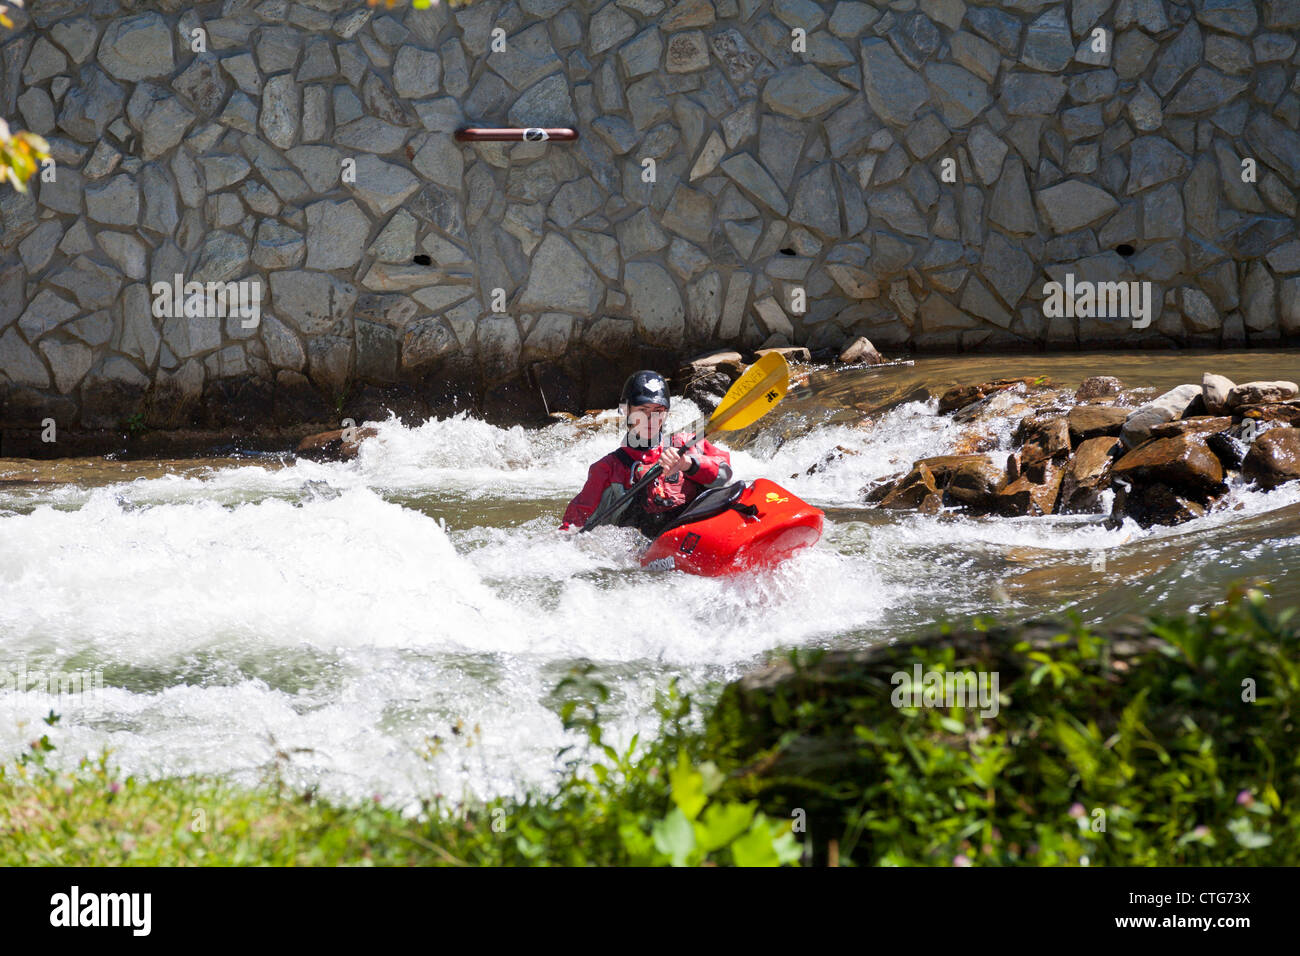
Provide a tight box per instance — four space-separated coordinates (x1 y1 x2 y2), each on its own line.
619 370 670 449
619 370 670 410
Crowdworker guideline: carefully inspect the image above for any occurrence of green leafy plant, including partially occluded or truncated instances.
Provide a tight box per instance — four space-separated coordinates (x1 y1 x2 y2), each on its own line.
123 412 147 437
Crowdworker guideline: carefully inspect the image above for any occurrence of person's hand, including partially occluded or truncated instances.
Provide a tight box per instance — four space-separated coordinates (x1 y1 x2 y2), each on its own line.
657 446 690 478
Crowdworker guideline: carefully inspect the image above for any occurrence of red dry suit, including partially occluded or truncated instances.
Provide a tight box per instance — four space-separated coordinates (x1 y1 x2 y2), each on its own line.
560 431 733 538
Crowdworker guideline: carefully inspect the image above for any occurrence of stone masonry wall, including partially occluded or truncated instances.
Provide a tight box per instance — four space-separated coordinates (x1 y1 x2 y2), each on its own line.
1 0 1299 432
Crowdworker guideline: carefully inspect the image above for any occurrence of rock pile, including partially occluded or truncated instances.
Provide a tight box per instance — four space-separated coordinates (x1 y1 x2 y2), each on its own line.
864 373 1300 526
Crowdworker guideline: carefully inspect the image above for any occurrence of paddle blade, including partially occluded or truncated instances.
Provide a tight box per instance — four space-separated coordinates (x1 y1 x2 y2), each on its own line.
707 352 790 431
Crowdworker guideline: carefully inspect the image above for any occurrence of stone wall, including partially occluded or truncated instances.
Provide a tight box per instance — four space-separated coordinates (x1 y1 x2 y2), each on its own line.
1 0 1299 433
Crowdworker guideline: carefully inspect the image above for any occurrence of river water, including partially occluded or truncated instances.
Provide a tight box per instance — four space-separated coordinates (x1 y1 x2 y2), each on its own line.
2 350 1298 808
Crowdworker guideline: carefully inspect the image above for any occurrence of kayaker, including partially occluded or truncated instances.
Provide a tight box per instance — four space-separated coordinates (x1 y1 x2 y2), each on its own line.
560 370 733 537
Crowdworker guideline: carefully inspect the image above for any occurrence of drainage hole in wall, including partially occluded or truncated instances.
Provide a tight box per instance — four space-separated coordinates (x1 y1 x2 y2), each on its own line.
779 247 796 256
1116 244 1135 257
412 254 432 265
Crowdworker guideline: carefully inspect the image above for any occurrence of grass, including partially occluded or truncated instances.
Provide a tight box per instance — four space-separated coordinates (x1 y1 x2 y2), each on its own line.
1 587 1295 866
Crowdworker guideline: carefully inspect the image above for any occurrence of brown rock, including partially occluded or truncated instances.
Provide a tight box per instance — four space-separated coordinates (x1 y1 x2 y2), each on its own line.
1066 405 1128 443
862 471 905 503
1242 429 1300 491
1226 381 1299 408
996 460 1064 516
860 384 937 420
876 454 1009 513
951 390 1033 425
838 336 885 365
1058 436 1121 513
1236 403 1300 426
912 454 995 485
1149 415 1234 439
1075 375 1123 400
295 425 379 461
943 455 1007 511
879 461 939 509
1207 426 1254 471
1112 434 1226 500
950 428 999 455
1123 482 1206 527
1017 416 1071 464
937 384 988 415
937 377 1049 415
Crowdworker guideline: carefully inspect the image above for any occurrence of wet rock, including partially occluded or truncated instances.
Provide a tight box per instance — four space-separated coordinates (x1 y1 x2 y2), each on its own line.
1075 375 1123 401
1205 422 1259 471
862 471 906 504
799 444 859 478
1121 481 1206 527
1067 405 1128 442
1017 416 1071 464
296 425 381 462
937 377 1047 415
1202 372 1234 414
838 336 885 365
1058 436 1120 513
878 461 938 509
1238 423 1299 490
1113 433 1227 499
679 368 734 412
1237 404 1300 426
1121 384 1201 448
1149 416 1234 440
941 455 1007 512
876 454 1008 513
996 461 1064 516
1226 381 1299 409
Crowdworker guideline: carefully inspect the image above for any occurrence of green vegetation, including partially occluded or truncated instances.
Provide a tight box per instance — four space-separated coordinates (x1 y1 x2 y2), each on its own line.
1 588 1295 865
708 585 1299 866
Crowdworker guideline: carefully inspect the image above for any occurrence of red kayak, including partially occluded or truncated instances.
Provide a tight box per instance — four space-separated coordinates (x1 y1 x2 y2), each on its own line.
639 478 824 576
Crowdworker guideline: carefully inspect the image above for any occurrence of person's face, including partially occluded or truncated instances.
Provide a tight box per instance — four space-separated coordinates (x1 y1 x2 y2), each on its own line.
626 403 668 447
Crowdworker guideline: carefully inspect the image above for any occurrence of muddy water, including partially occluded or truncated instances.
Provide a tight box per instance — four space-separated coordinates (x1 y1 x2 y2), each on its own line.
1 350 1297 808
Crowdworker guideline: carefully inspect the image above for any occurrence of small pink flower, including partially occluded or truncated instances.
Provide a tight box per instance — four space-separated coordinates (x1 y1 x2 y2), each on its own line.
953 854 972 867
1192 825 1210 838
1069 802 1086 819
1236 790 1253 806
108 781 120 794
372 793 382 803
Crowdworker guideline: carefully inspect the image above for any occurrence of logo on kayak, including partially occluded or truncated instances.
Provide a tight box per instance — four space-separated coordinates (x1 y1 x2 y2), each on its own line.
679 532 700 554
645 556 676 571
764 491 788 504
766 389 779 402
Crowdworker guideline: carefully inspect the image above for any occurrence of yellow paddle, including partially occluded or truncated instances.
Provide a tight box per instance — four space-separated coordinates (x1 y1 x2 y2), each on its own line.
580 352 791 532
